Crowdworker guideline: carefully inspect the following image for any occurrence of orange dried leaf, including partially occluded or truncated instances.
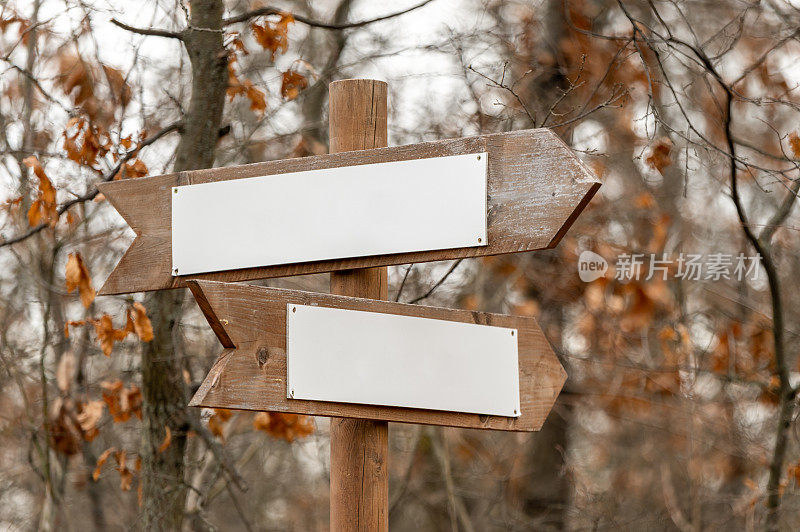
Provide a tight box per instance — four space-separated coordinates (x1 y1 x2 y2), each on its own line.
250 13 294 59
788 461 800 484
228 34 248 55
226 58 267 115
24 156 58 227
58 53 93 107
49 397 83 455
65 252 96 308
245 84 267 114
92 315 122 356
280 70 308 100
634 192 656 209
208 408 233 440
114 450 133 491
120 158 148 179
645 138 672 174
758 375 781 406
94 447 115 481
101 64 131 108
253 412 314 442
789 132 800 158
122 385 143 420
64 319 85 338
101 380 141 423
77 400 104 441
130 302 154 341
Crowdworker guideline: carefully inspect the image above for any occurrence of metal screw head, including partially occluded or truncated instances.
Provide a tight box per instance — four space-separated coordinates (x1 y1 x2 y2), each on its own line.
514 409 517 415
478 237 482 243
173 188 178 194
511 330 515 336
173 268 179 275
477 155 481 161
292 306 296 313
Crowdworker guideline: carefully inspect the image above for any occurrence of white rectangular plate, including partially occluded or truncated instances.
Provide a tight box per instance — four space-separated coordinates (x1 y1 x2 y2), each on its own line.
286 304 520 417
171 153 488 275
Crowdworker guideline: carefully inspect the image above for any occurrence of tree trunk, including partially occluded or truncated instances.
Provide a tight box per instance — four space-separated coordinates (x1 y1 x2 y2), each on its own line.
140 1 228 529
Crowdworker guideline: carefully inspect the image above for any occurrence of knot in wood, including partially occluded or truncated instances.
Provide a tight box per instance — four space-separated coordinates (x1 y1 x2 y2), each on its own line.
256 347 269 367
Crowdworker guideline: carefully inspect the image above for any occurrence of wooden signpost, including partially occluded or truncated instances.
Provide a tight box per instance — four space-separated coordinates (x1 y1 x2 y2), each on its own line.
100 79 600 530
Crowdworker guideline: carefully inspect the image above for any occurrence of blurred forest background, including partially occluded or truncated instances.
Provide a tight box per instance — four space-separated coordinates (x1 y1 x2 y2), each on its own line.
2 0 800 530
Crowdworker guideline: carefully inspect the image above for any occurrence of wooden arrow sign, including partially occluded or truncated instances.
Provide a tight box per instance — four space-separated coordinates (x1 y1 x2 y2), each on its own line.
97 128 600 295
187 280 566 431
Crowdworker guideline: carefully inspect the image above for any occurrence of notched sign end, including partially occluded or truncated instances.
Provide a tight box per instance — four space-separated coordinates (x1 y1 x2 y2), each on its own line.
187 280 236 349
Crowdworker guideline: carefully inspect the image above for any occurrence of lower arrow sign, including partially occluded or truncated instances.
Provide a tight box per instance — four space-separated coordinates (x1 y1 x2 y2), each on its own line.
188 280 566 431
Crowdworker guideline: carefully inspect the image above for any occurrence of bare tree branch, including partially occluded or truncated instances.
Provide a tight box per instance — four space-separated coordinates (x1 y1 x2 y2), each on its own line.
222 0 436 29
110 18 183 40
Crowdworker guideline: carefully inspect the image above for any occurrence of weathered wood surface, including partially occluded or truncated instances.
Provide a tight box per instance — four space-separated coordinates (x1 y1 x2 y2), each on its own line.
98 128 600 295
187 280 567 432
327 78 389 532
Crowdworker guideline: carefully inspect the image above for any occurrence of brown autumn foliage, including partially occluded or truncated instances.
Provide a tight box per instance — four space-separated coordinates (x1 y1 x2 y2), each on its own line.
101 380 143 423
65 302 153 355
253 412 315 442
56 52 131 124
250 13 294 59
226 55 267 115
49 398 105 455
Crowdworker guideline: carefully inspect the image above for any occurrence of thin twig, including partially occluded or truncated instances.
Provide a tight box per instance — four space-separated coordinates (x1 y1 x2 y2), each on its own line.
185 415 248 492
431 427 476 532
407 259 463 304
394 264 414 302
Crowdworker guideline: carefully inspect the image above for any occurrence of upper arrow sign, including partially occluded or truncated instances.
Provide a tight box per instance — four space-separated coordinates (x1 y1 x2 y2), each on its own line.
187 280 566 431
98 128 600 295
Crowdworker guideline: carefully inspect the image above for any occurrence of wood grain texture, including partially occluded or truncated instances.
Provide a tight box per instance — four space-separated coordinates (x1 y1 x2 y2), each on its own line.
187 280 567 432
97 127 601 295
328 78 388 532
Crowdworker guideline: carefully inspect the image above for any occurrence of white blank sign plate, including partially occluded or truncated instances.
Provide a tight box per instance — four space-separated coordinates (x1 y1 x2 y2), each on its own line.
286 304 521 417
171 153 488 275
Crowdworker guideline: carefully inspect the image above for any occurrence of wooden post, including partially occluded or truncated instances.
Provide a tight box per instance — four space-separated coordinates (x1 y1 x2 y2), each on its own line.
328 79 389 531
